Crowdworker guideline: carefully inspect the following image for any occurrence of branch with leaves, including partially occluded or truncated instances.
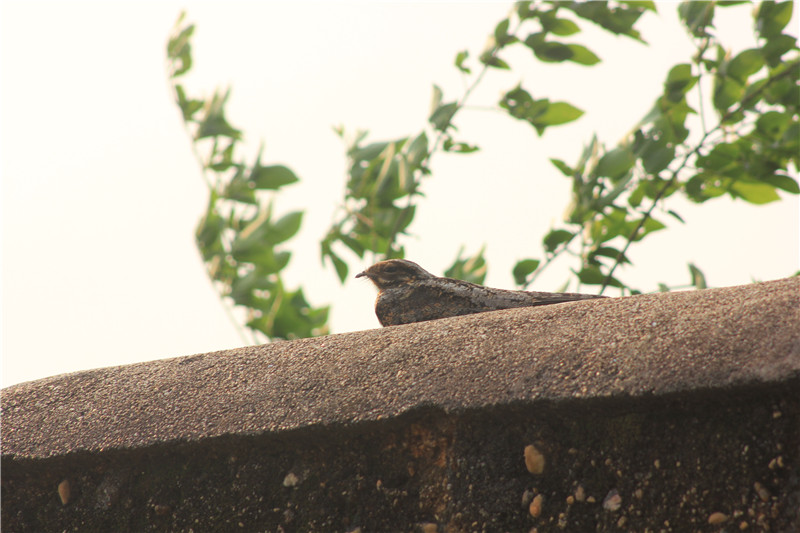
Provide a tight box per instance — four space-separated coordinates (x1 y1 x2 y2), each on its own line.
322 1 798 296
166 1 797 342
167 13 328 342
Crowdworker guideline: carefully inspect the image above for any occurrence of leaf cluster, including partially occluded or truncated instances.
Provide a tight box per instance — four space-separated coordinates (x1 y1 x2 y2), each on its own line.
167 13 328 341
168 1 798 341
513 0 798 294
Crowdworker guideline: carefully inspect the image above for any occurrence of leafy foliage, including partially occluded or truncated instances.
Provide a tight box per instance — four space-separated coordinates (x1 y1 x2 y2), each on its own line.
168 2 798 340
321 0 797 297
166 13 328 342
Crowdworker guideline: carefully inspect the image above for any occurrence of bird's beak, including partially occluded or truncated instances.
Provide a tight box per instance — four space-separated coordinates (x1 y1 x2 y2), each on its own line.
355 271 367 279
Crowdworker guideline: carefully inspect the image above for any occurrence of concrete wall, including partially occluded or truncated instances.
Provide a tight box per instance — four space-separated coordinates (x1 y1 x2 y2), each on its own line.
3 277 798 531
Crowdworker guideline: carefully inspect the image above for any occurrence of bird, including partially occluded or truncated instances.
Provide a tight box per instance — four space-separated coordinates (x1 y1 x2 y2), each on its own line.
356 259 606 326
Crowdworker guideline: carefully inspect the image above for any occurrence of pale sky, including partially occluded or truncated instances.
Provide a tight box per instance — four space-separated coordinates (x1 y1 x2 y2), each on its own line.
2 1 798 387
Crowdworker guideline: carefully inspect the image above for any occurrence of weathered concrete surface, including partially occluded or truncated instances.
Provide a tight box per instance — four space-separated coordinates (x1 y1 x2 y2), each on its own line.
2 277 798 531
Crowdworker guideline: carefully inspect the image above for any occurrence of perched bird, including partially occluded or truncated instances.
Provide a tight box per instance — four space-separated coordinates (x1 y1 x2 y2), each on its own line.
356 259 606 326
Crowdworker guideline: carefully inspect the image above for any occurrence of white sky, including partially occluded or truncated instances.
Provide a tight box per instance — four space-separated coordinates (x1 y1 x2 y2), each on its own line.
2 1 798 387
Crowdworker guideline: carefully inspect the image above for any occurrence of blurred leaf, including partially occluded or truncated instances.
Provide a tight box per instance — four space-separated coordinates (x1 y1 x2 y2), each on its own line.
664 63 697 100
445 246 487 284
760 34 797 66
406 132 429 167
430 85 443 116
527 39 573 62
762 174 799 194
550 158 574 176
174 84 203 121
688 263 707 289
566 44 601 65
513 258 541 285
678 1 715 37
730 181 781 204
195 88 243 140
756 1 794 39
593 246 630 264
635 217 667 240
713 77 744 112
455 50 471 74
596 147 635 180
727 49 765 83
544 229 574 252
251 164 299 190
429 102 459 131
267 211 304 245
443 138 480 153
667 210 685 223
546 17 581 36
577 265 606 285
479 52 510 69
326 251 349 282
493 18 515 46
755 111 792 140
642 142 675 174
569 2 648 41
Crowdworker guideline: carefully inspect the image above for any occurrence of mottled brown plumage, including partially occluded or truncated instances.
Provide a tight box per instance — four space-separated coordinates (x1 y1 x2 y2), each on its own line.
356 259 605 326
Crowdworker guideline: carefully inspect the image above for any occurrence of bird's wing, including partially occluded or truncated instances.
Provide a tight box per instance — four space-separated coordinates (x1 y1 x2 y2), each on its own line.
376 278 603 326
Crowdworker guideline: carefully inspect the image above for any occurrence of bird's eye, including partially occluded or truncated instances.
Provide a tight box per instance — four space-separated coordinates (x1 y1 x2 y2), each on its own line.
384 265 397 274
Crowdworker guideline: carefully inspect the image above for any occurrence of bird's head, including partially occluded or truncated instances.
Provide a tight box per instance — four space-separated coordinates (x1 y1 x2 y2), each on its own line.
355 259 435 290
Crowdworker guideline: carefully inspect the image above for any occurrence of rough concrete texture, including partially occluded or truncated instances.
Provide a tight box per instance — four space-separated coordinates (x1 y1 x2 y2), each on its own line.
2 277 798 531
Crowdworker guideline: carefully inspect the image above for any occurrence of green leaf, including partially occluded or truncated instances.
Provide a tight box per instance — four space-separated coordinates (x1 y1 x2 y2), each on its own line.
251 165 299 190
195 209 225 260
513 259 541 285
267 211 304 245
636 217 667 240
569 2 647 41
713 77 744 112
429 102 459 131
174 85 203 121
543 229 574 253
443 139 480 153
761 34 797 66
195 89 243 140
727 49 765 83
494 18 515 46
730 181 781 204
628 182 646 207
547 17 581 36
664 63 697 99
642 143 675 174
756 1 794 39
755 111 792 140
455 50 471 74
688 263 707 289
620 1 657 11
593 246 630 264
596 147 635 180
406 132 429 167
326 251 349 282
430 85 443 116
566 44 601 65
550 158 574 177
533 101 584 133
529 40 573 62
667 210 685 223
576 265 605 285
678 1 715 37
445 246 487 284
762 174 799 194
222 170 257 205
479 52 510 69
